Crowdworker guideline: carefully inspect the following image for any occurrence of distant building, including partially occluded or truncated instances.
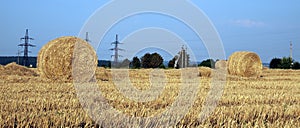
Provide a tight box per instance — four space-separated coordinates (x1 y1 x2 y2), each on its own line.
175 46 188 68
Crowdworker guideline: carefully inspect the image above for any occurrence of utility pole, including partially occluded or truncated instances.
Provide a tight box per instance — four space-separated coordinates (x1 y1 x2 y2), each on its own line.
85 32 90 43
18 29 35 66
184 46 188 67
16 49 22 65
110 34 124 65
290 41 293 60
290 41 293 68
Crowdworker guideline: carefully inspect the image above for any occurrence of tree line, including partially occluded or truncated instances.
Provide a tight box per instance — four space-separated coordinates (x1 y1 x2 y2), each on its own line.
270 57 300 69
105 53 300 70
110 52 179 69
192 58 300 69
111 53 165 69
110 52 216 69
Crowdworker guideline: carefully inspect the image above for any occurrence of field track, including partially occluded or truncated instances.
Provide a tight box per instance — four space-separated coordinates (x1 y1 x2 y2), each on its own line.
0 68 299 127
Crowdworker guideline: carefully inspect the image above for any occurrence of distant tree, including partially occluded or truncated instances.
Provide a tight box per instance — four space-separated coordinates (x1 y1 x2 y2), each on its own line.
120 58 131 68
131 56 141 69
198 59 215 68
150 53 163 68
159 64 166 69
280 57 293 69
269 58 282 69
186 54 190 67
141 53 164 68
141 53 151 68
292 61 300 69
100 65 106 68
168 56 178 68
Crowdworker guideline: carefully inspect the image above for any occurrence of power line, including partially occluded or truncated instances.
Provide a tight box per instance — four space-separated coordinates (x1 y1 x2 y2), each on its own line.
110 34 124 64
16 48 22 65
18 29 35 66
85 32 91 43
290 41 293 60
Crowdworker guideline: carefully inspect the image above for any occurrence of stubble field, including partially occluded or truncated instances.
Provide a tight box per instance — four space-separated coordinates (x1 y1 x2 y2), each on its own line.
0 66 299 127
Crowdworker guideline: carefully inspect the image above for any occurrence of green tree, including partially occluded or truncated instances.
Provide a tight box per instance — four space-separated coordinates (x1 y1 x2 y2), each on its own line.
141 53 151 68
168 56 177 68
150 53 163 68
198 59 215 68
159 64 166 69
269 58 282 69
292 61 300 69
131 56 141 69
141 53 163 68
280 57 293 69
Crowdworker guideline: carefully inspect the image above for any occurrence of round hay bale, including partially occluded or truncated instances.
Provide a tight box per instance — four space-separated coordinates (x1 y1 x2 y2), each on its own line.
227 51 262 77
38 36 98 82
215 60 227 70
198 67 212 77
37 39 54 75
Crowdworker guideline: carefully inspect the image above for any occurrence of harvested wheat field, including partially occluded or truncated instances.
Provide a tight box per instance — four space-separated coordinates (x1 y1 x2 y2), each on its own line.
0 65 299 127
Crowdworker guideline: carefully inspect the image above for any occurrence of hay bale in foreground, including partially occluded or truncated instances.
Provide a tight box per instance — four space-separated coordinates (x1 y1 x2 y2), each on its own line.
1 62 38 76
38 36 98 82
37 38 54 75
198 67 212 77
215 60 227 70
227 51 262 77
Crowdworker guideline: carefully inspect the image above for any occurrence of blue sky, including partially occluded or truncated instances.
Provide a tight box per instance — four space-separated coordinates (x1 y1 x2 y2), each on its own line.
0 0 299 63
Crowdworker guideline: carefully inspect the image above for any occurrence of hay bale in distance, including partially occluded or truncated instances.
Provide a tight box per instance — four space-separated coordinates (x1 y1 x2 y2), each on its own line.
38 36 98 82
198 67 212 77
215 60 227 70
0 65 4 71
1 62 38 76
96 67 110 81
263 66 269 70
227 51 262 77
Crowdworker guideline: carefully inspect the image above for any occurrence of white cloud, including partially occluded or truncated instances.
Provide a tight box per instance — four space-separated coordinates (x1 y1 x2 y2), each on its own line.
230 19 265 27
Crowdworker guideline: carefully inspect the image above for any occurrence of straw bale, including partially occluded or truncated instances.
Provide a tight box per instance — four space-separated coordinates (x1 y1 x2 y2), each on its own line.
198 67 212 77
1 62 38 76
215 60 227 70
227 51 262 77
0 65 3 71
38 36 98 82
37 38 54 75
263 67 269 70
